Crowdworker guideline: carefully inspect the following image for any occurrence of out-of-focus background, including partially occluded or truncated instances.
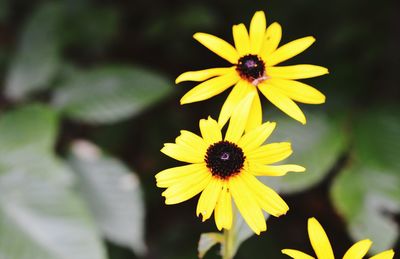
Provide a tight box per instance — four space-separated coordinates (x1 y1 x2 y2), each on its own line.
0 0 399 258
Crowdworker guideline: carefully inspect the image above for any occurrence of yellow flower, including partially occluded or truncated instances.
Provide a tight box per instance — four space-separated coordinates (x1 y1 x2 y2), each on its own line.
282 217 395 259
176 10 328 129
155 93 305 234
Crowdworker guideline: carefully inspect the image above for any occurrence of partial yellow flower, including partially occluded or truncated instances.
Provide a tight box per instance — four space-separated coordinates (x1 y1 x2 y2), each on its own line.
176 10 328 129
155 93 305 234
282 217 395 259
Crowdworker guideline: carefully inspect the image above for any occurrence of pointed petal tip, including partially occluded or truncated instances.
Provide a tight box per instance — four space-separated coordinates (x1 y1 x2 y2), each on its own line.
266 121 277 129
363 239 373 245
308 217 319 226
297 166 306 172
304 36 316 44
160 146 167 153
179 97 190 105
193 32 204 39
232 23 244 29
254 10 266 18
319 94 327 104
297 115 307 125
175 75 184 84
256 10 265 14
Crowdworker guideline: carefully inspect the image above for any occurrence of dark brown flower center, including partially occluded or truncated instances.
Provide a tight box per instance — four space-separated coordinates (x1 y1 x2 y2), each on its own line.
205 141 245 179
236 54 266 83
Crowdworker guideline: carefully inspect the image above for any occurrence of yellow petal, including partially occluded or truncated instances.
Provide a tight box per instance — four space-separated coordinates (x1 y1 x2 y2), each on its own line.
281 249 315 259
250 163 305 176
241 172 288 217
259 83 306 124
249 11 267 54
163 172 211 204
343 239 372 259
199 117 222 145
238 121 276 152
196 177 223 221
267 78 325 104
156 163 207 188
229 175 266 234
175 130 208 154
232 23 250 56
369 250 395 259
193 32 240 64
180 70 239 104
261 22 282 59
307 217 334 259
218 80 253 128
214 183 233 230
176 67 233 83
267 65 329 80
266 36 315 66
225 91 255 143
245 90 262 132
247 142 292 164
161 143 204 163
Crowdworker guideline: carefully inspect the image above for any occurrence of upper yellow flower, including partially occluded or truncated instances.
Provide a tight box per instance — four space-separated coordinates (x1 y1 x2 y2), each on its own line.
282 217 395 259
155 93 305 234
176 11 328 129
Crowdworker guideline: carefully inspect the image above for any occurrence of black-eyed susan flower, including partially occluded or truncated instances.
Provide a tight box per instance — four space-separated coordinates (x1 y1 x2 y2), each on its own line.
176 10 328 129
155 93 305 234
282 217 395 259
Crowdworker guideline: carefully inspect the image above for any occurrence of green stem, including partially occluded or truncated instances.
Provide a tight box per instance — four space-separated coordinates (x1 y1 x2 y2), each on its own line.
222 228 232 259
222 210 236 259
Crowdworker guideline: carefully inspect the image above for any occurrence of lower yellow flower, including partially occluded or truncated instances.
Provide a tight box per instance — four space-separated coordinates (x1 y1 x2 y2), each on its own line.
282 217 395 259
155 93 305 234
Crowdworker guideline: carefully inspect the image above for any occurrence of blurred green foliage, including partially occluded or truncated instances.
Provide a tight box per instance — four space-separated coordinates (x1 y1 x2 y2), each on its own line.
0 0 398 258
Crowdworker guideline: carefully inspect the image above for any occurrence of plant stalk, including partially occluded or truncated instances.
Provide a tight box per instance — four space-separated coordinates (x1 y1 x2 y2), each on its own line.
221 209 236 259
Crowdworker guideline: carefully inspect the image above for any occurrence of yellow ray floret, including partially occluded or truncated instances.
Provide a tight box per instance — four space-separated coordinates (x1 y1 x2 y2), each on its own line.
282 217 395 259
156 94 305 234
176 10 328 128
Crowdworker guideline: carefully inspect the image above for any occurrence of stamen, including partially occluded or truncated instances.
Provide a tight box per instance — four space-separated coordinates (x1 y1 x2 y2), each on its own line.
236 54 266 85
205 141 245 179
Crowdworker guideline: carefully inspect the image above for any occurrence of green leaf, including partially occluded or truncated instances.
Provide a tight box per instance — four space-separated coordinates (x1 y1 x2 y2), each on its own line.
331 165 400 253
0 106 107 259
198 233 223 258
0 104 58 167
5 2 62 100
265 111 347 194
68 140 147 255
331 108 400 253
52 66 172 124
353 109 400 172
